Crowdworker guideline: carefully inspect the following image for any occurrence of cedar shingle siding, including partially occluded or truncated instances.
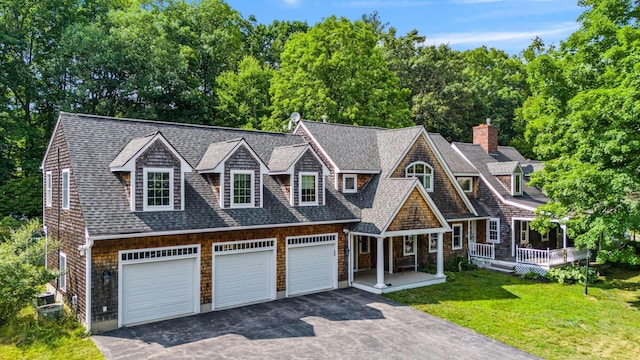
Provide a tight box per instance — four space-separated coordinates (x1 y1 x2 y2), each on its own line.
135 140 182 211
223 146 261 208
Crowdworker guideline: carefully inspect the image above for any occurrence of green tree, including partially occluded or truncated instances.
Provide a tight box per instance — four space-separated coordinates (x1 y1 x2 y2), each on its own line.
268 16 412 130
215 56 273 129
245 19 309 67
0 220 57 325
524 0 640 264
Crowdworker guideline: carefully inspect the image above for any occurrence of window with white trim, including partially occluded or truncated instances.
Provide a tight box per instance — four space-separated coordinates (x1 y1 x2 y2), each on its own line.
452 224 463 250
487 218 500 243
358 236 369 254
343 174 357 193
59 252 67 292
299 172 318 205
457 177 473 193
406 162 433 191
512 171 523 196
541 230 549 242
231 170 254 207
143 168 174 211
61 169 70 210
429 233 438 253
520 221 529 244
45 171 52 207
403 235 416 256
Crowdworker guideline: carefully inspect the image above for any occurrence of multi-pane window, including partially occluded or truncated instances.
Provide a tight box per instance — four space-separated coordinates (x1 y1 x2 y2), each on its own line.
358 236 369 254
488 218 500 243
520 221 529 244
406 162 433 191
457 177 473 193
404 235 416 256
61 169 70 209
59 252 67 292
299 173 317 205
144 168 173 211
45 171 52 207
343 174 357 193
429 233 438 253
231 171 253 207
452 224 463 250
513 172 523 196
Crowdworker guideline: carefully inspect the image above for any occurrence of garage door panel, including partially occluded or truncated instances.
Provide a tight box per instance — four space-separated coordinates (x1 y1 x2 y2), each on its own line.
214 249 274 309
287 242 336 296
122 257 197 326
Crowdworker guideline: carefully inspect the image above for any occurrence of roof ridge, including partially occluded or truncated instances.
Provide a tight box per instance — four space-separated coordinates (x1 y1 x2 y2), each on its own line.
301 119 387 130
62 112 301 137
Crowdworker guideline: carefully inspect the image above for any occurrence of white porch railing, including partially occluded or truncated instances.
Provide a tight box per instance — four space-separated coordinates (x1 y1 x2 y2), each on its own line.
517 247 588 267
469 242 495 259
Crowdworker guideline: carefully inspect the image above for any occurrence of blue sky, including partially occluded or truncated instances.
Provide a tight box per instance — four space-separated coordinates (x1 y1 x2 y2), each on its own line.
226 0 585 54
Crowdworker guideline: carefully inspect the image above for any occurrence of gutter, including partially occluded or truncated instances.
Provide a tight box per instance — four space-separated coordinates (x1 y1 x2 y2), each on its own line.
83 229 94 334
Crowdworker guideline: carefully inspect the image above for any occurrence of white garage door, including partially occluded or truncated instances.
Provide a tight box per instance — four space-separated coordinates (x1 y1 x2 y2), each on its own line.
287 233 337 297
213 239 276 309
119 245 200 327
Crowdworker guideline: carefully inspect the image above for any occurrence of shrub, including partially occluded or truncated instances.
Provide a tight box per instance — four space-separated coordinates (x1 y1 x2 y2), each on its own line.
521 271 543 280
596 244 640 268
0 219 57 325
545 264 599 285
444 255 477 272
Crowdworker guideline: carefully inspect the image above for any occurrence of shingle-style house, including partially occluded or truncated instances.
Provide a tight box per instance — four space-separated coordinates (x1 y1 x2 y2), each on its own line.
442 120 588 273
41 113 582 333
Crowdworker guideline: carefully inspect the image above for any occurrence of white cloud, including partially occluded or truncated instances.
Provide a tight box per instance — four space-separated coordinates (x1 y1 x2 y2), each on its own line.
331 1 432 8
422 22 579 47
282 0 301 7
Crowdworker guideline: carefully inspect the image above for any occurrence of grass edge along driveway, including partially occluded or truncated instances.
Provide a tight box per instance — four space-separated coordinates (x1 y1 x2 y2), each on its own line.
385 268 640 360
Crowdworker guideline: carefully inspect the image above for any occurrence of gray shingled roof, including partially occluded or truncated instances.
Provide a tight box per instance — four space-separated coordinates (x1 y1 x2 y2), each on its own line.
452 142 549 210
300 121 381 171
195 139 242 172
57 113 360 237
268 144 308 173
486 161 519 175
377 126 423 176
428 132 477 175
109 132 156 168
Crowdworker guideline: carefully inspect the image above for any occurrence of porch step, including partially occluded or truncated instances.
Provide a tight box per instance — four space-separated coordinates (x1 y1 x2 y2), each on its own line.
487 263 516 274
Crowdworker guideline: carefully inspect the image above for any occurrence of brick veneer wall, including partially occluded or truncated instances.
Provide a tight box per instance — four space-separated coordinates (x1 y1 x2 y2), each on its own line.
473 123 498 153
134 140 182 211
90 223 349 327
42 123 89 324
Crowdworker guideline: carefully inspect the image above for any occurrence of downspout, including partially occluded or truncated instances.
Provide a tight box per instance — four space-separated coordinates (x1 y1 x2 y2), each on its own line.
84 229 94 334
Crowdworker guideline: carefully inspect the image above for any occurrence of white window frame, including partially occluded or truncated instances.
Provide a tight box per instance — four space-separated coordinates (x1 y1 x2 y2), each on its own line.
358 236 370 254
143 167 174 211
61 169 70 210
59 252 67 292
230 170 255 208
457 177 473 193
403 235 416 256
405 161 434 192
342 174 357 193
512 171 523 196
429 233 438 253
487 218 500 244
45 171 52 207
298 172 318 206
452 224 463 250
541 230 549 242
520 221 529 245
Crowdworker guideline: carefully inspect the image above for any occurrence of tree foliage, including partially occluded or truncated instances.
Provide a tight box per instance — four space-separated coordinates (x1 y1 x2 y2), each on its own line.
268 16 412 129
0 219 57 325
524 0 640 264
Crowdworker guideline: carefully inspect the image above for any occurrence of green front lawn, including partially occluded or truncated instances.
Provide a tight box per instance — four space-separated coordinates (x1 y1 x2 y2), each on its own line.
0 307 104 360
386 268 640 360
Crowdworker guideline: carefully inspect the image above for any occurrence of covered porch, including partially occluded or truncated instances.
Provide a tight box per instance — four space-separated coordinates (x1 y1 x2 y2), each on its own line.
347 230 447 294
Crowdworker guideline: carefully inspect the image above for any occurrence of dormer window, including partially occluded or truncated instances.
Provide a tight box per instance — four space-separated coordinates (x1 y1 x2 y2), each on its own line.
406 162 433 192
143 168 174 211
231 170 254 208
512 170 523 196
343 174 357 193
457 177 473 193
299 172 318 206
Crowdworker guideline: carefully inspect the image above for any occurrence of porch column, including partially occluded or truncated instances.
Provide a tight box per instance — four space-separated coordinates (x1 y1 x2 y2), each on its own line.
388 237 393 274
374 237 387 289
561 224 568 249
435 232 445 278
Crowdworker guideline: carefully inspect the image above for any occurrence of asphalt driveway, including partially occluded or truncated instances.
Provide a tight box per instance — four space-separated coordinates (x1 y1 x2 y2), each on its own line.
92 288 538 360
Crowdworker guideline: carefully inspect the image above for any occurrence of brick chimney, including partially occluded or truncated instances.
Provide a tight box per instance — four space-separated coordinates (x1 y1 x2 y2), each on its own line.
473 118 498 153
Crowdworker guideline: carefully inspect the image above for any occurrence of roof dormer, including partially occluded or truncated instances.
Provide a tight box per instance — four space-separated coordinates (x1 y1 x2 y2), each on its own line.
269 144 329 206
196 138 268 209
487 161 523 196
110 131 192 212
